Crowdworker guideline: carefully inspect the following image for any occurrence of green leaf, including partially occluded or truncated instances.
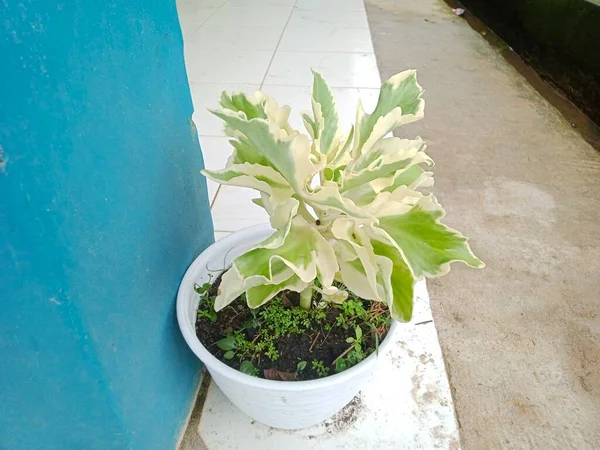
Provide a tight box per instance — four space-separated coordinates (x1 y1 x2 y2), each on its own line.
216 335 237 351
331 220 381 302
355 326 362 340
223 350 235 360
335 358 349 373
246 273 309 309
382 165 432 193
220 91 267 120
370 237 414 322
234 223 338 299
296 360 307 372
352 70 424 157
210 109 316 192
301 112 318 138
377 197 484 278
346 337 355 343
240 361 258 376
353 70 425 155
213 266 246 311
342 138 428 192
304 183 373 219
229 137 272 167
311 70 341 154
194 282 211 295
202 163 292 197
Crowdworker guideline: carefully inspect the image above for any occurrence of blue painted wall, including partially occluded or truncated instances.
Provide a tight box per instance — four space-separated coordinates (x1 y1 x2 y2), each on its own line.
0 0 213 448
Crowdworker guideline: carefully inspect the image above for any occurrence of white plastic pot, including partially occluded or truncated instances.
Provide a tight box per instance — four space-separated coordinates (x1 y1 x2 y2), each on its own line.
177 223 398 430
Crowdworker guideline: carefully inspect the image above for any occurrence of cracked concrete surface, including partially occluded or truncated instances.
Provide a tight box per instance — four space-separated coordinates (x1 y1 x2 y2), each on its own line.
364 0 600 448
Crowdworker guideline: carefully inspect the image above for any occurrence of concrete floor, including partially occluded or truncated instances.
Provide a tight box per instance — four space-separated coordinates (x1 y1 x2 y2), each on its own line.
364 0 600 448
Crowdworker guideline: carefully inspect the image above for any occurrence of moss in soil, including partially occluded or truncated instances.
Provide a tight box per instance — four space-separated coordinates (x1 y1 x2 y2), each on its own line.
194 273 392 381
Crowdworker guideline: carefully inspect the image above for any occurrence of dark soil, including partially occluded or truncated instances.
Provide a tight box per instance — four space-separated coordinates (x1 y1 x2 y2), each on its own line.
454 0 600 127
195 273 391 381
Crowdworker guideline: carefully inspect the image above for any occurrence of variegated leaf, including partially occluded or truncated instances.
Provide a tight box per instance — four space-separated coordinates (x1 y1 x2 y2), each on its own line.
210 109 316 192
234 221 338 291
310 70 342 155
374 195 485 278
369 235 414 322
352 70 424 157
202 163 292 195
342 137 428 192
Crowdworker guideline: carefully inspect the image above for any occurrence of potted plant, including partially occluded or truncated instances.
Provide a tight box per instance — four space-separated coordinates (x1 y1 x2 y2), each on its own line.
177 69 483 429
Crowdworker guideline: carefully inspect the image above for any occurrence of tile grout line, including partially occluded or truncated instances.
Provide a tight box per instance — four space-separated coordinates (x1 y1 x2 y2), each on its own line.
187 0 230 38
258 1 299 90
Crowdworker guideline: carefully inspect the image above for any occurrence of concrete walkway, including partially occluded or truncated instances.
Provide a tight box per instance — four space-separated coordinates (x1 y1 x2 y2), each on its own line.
364 0 600 448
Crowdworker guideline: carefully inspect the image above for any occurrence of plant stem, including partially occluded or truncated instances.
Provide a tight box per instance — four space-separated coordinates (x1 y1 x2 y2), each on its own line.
331 344 355 366
299 287 313 310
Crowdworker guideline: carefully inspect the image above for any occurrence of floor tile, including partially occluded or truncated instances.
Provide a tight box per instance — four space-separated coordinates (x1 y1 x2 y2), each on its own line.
177 0 227 11
228 0 295 5
187 25 282 51
261 85 380 133
279 23 374 53
199 136 234 172
177 8 219 37
295 0 366 12
203 5 293 28
287 9 370 28
214 231 231 241
265 51 381 88
190 82 260 136
184 48 273 84
211 186 270 231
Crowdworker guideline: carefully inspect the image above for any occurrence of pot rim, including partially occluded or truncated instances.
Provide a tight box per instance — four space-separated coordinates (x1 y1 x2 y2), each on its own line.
177 223 399 392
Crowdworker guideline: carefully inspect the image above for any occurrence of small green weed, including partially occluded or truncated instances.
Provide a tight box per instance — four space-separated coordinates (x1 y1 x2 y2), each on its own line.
334 326 366 373
196 281 391 380
195 282 217 323
311 359 329 377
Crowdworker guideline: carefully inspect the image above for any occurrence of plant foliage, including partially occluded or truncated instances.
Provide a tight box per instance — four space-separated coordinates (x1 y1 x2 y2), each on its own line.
202 70 483 322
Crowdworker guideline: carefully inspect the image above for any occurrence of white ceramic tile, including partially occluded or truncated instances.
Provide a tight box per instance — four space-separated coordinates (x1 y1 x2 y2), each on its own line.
193 286 457 450
187 25 282 51
228 0 295 5
199 136 234 172
261 85 380 132
265 52 381 88
177 8 218 38
214 231 231 241
203 5 293 28
279 23 374 53
185 48 273 84
211 186 269 231
190 82 260 136
287 9 370 28
295 0 366 12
